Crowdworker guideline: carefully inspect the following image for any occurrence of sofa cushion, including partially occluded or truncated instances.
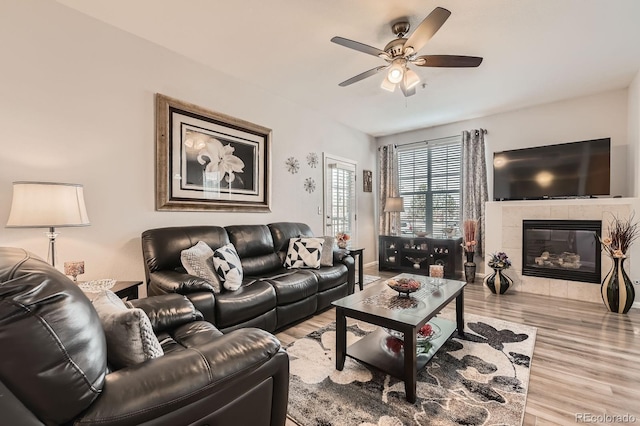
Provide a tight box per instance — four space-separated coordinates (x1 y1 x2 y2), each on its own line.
308 263 348 292
180 241 221 293
213 243 243 291
91 290 164 369
262 270 319 305
268 222 314 253
214 279 277 329
142 225 229 273
320 236 335 266
284 237 324 269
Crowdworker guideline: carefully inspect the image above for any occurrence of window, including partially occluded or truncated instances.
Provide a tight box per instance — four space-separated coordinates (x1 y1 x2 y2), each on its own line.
397 136 462 238
323 154 357 242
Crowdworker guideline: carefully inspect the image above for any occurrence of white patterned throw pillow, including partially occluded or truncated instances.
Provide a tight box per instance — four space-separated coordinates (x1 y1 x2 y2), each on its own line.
180 241 221 293
285 237 324 269
212 243 243 291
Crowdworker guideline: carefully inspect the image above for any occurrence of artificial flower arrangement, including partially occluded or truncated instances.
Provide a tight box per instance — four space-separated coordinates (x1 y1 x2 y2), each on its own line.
461 219 478 253
336 232 350 246
487 251 511 270
597 212 639 258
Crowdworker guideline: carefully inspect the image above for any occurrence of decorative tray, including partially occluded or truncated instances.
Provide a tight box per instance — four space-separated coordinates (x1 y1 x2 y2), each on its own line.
385 277 421 296
79 279 116 293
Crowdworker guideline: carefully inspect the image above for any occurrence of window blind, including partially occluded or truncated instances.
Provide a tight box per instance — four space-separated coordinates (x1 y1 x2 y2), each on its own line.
397 136 462 237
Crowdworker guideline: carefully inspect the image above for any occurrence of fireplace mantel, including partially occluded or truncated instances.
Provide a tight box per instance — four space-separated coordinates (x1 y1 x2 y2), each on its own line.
485 198 640 306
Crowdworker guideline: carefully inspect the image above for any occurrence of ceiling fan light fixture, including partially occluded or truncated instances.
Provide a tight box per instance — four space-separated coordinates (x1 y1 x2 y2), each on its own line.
387 60 405 84
403 68 420 90
380 76 396 92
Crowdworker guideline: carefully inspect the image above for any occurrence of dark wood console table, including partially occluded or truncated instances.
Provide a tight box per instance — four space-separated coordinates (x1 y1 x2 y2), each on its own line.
378 235 462 279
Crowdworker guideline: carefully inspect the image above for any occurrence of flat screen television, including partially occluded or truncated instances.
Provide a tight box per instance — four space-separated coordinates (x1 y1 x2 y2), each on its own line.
493 138 610 201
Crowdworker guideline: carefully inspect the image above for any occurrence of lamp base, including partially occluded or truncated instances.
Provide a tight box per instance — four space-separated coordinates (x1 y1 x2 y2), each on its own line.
46 227 59 267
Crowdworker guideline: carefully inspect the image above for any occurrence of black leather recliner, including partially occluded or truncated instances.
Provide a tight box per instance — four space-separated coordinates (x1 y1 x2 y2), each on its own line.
0 247 289 425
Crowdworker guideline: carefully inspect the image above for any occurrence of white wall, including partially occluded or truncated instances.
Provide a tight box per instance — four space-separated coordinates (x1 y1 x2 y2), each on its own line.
629 70 640 197
0 0 377 286
377 89 630 199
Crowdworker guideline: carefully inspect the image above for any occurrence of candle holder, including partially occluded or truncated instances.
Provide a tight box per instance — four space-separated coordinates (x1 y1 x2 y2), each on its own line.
64 261 85 282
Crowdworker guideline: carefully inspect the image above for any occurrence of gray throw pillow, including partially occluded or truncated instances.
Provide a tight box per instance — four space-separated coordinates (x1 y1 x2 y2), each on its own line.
180 241 221 293
92 290 164 369
320 236 335 266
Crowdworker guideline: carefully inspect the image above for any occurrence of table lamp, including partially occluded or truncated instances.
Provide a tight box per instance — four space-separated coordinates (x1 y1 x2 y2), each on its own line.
6 182 90 267
384 196 404 236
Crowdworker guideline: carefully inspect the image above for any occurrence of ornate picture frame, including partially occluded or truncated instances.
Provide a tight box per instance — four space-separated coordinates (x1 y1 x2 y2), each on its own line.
155 94 271 212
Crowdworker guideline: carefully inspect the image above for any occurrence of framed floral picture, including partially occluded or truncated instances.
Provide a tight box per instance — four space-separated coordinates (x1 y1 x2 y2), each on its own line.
363 170 373 192
155 94 271 212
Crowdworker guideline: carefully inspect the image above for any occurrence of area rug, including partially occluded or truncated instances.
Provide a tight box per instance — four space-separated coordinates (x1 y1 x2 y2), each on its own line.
362 275 380 286
285 313 536 426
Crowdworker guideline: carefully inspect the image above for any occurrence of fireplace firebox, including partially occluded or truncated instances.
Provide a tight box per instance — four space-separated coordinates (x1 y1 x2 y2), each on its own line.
522 220 601 283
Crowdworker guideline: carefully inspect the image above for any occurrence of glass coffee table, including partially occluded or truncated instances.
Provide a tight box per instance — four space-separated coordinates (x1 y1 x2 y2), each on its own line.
332 273 466 403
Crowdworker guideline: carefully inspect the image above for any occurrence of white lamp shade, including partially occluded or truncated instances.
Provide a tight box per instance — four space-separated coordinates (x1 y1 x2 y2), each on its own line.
6 182 90 228
384 197 405 212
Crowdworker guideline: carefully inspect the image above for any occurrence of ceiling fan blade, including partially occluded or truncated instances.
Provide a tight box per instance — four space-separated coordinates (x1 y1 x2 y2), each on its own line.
413 55 483 67
331 36 390 59
338 66 388 87
404 7 451 54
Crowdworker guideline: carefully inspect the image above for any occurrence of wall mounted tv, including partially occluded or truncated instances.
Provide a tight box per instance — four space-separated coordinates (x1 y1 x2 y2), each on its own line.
493 138 610 201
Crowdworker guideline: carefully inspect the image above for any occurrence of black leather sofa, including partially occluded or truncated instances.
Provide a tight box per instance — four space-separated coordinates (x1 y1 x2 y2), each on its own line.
0 247 289 425
142 222 355 333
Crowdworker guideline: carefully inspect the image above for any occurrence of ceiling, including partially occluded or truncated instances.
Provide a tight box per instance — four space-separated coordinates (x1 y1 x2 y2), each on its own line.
56 0 640 137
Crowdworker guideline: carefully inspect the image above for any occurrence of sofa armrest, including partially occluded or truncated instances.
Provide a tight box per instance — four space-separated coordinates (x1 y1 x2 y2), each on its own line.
334 252 355 294
127 294 204 333
148 270 216 295
75 328 289 426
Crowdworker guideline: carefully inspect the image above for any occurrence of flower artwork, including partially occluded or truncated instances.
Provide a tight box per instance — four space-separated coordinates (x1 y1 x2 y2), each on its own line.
304 177 316 193
286 157 300 174
597 212 639 258
196 137 245 186
461 219 478 253
488 251 511 270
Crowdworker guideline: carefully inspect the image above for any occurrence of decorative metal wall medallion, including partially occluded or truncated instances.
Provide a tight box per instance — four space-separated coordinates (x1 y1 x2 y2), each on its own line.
286 157 300 174
304 177 316 193
307 152 319 168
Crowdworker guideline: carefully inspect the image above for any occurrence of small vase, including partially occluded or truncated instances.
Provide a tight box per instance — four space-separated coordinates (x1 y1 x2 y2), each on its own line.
337 241 348 249
464 262 476 284
484 267 513 294
601 256 635 314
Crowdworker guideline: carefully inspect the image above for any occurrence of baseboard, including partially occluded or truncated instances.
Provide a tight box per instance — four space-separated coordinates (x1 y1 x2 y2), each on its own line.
364 260 378 268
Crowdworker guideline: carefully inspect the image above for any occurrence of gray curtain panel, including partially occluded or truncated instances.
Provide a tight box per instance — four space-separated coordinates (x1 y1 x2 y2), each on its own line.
378 144 399 236
462 129 489 256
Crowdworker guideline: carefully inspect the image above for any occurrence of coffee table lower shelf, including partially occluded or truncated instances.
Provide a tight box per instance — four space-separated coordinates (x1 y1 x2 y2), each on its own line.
346 317 456 381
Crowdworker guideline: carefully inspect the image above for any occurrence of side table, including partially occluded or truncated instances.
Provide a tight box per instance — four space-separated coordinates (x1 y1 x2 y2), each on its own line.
79 280 142 301
348 248 365 291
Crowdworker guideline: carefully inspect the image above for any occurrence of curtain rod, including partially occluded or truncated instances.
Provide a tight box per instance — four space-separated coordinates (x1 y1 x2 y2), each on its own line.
397 134 460 150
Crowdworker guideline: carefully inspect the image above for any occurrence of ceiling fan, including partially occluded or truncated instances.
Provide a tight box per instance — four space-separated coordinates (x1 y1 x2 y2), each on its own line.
331 7 483 97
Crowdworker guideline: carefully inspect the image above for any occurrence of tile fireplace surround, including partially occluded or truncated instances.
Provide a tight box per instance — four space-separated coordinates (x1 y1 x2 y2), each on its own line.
485 198 640 306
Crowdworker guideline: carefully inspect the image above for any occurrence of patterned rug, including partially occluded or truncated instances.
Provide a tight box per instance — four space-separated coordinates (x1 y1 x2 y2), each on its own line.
362 275 381 287
285 312 536 426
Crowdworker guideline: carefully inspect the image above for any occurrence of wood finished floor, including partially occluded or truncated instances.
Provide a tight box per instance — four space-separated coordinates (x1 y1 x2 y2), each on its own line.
277 266 640 426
